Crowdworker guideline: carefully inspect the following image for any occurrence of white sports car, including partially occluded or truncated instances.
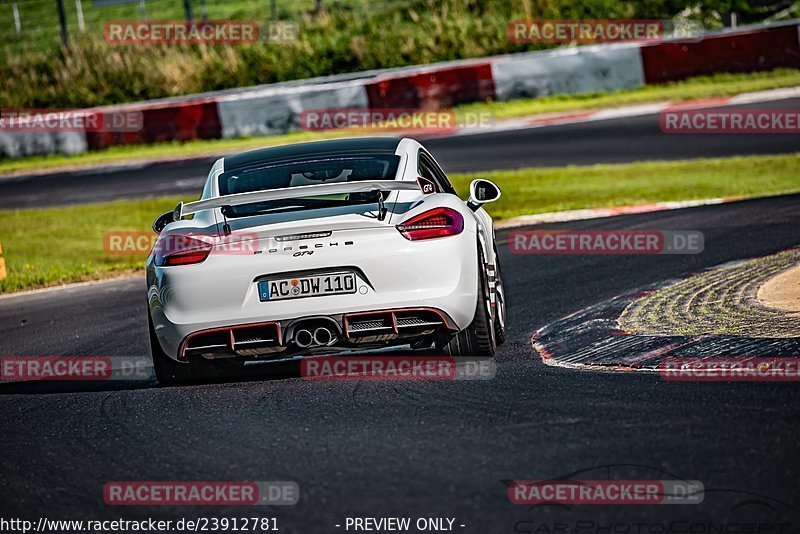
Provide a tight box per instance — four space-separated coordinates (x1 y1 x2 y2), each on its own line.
147 137 506 383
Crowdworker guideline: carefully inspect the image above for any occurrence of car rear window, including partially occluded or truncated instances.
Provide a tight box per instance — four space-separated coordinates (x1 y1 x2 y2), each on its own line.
219 155 400 196
217 154 401 218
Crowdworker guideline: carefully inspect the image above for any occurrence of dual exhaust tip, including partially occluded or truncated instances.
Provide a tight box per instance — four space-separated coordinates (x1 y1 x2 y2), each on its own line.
294 327 336 348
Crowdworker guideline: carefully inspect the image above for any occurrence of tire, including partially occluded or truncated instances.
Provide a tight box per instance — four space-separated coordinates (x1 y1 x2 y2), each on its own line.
149 312 190 384
493 244 507 346
148 312 242 384
440 248 496 358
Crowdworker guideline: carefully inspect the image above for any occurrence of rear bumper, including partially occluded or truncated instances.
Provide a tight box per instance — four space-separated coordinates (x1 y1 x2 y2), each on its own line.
147 227 478 360
171 306 458 362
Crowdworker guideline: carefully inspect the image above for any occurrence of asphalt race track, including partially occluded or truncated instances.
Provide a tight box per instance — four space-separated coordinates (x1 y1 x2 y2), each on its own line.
2 193 800 530
1 97 800 209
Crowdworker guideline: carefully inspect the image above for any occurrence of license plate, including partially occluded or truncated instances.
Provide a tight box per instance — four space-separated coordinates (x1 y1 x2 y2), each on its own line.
258 272 356 302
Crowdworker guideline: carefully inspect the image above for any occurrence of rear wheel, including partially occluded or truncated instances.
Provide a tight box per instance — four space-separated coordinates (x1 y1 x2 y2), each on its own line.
149 313 190 384
149 312 243 384
493 244 507 346
439 249 496 358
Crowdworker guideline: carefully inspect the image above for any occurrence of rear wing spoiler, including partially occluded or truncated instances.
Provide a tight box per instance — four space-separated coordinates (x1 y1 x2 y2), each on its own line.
174 180 422 220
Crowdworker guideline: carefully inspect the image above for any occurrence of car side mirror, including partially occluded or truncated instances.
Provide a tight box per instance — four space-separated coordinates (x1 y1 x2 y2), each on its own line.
466 179 501 211
152 210 175 234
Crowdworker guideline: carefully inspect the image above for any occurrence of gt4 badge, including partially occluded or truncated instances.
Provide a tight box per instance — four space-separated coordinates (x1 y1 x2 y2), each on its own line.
417 177 437 194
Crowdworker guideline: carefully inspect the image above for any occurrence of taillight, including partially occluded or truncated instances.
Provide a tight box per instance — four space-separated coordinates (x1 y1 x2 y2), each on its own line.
154 235 213 266
396 207 464 240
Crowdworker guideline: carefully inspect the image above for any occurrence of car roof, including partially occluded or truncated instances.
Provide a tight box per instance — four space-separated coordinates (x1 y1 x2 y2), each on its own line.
223 137 404 172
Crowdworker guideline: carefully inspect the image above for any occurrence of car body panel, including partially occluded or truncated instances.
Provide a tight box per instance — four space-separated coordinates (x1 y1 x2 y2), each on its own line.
147 137 497 361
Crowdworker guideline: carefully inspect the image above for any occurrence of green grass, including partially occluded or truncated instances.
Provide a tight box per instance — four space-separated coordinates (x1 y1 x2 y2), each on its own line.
3 0 673 109
1 0 792 109
0 0 375 51
455 68 800 121
464 153 800 220
1 152 799 293
0 197 180 293
2 68 799 177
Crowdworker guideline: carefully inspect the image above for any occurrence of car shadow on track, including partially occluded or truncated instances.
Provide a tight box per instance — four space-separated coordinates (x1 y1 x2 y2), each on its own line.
0 345 503 394
0 360 303 394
